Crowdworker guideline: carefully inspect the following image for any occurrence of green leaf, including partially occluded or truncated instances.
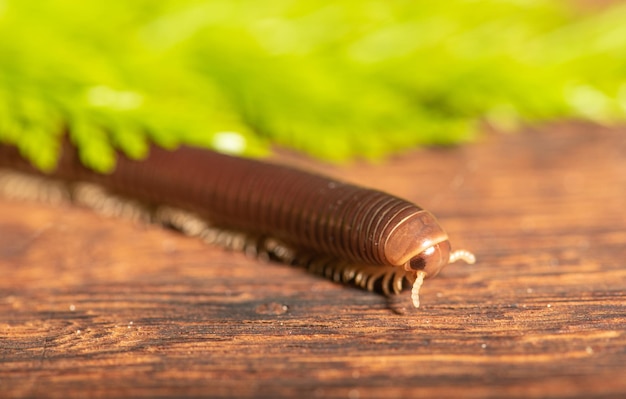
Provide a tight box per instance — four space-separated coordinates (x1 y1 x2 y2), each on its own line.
1 0 625 170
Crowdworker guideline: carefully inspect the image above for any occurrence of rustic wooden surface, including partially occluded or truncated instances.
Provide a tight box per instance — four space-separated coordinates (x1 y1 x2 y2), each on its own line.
1 122 625 398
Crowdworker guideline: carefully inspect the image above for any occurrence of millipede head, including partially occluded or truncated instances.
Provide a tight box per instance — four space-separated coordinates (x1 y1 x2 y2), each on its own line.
405 240 452 278
406 243 476 308
381 209 476 308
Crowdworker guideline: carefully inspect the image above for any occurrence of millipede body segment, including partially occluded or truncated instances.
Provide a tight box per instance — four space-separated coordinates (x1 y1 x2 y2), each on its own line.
0 139 475 308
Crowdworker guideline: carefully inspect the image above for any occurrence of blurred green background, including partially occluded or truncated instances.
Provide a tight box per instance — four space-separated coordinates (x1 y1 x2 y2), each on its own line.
1 0 625 171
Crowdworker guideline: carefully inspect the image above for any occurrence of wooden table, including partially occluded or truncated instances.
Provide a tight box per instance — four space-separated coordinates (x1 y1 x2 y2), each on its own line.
1 122 625 398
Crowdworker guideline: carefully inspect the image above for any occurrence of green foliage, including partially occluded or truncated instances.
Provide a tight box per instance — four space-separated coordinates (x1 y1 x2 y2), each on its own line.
1 0 625 169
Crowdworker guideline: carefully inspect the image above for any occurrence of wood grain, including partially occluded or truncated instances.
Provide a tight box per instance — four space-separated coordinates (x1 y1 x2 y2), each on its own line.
1 122 625 398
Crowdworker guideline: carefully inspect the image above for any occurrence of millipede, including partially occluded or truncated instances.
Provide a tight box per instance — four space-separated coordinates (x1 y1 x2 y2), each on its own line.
0 138 475 308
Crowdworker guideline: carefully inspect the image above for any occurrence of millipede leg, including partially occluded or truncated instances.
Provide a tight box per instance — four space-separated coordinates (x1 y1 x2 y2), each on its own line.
0 170 70 205
72 182 152 223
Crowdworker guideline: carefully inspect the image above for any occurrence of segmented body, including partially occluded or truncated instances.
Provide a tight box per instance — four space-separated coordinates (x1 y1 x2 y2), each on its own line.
0 139 475 307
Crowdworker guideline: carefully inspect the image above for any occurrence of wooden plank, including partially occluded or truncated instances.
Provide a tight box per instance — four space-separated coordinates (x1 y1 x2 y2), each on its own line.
1 122 625 398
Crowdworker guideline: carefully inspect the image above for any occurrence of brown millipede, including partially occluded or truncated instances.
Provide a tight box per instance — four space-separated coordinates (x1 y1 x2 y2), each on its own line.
0 138 475 308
